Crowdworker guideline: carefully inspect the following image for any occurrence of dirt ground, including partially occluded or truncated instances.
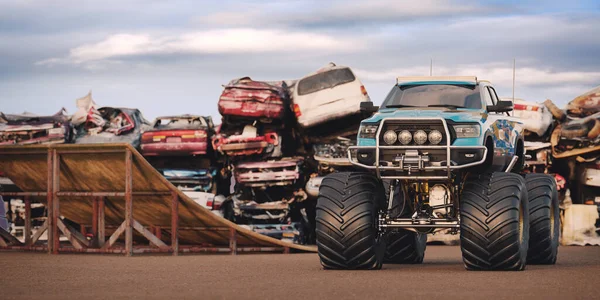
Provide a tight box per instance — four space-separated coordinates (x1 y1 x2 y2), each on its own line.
0 246 598 300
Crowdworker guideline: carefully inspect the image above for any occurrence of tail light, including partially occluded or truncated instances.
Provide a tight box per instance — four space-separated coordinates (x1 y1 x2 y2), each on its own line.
513 103 539 111
293 104 302 117
207 198 223 210
360 85 368 96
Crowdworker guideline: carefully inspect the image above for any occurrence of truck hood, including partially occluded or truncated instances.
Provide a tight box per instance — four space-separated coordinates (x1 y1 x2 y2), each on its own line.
362 108 486 124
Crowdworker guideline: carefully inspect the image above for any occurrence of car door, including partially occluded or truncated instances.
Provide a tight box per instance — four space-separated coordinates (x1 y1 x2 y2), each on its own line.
487 86 518 165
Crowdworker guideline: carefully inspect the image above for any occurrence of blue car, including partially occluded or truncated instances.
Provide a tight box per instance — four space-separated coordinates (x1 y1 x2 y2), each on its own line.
314 76 560 271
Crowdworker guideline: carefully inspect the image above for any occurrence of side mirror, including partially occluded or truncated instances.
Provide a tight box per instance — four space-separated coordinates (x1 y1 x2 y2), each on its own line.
360 101 379 114
487 100 513 113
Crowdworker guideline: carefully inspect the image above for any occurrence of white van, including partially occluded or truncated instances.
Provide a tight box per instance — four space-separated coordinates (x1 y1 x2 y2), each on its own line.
291 63 370 130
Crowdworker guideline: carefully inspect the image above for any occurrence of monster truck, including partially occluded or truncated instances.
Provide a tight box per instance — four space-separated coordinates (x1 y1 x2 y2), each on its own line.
315 76 560 270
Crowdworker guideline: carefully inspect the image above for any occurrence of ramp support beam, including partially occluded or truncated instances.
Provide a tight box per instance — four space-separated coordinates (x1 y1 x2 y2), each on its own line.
24 196 31 245
125 149 133 257
171 191 179 256
230 228 237 255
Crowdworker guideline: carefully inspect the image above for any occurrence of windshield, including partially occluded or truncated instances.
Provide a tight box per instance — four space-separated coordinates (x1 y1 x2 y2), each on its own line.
297 68 356 96
380 84 482 109
153 118 207 129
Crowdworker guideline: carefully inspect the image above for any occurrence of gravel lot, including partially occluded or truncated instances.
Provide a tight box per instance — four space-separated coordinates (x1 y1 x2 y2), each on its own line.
0 246 598 299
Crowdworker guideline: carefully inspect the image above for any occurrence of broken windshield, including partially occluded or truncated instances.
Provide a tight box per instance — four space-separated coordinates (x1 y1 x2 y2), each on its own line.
381 84 482 109
297 68 356 96
153 117 207 130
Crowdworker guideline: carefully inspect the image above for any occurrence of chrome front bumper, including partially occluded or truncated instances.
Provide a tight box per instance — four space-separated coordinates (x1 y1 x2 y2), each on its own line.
348 118 487 180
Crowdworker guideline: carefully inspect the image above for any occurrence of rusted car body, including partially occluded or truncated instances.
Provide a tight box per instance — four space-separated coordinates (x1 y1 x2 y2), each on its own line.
212 125 280 157
234 158 302 187
160 168 216 193
141 115 214 156
218 77 289 122
306 137 355 197
0 109 73 145
566 86 600 117
510 98 554 138
74 107 151 148
552 112 600 158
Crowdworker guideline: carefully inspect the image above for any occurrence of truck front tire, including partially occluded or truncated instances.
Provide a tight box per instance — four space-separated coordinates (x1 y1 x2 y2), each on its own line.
460 172 529 271
316 172 385 270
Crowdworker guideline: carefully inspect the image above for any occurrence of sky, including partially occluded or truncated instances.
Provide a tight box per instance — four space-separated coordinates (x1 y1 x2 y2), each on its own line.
0 0 599 122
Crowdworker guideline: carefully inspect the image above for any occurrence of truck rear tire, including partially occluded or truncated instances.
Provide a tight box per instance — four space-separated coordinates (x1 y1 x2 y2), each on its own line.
385 230 427 264
316 172 385 270
383 180 426 264
525 174 559 264
460 172 529 271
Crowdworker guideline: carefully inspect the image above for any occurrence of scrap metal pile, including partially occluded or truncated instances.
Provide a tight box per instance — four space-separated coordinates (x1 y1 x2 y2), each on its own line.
0 62 373 245
511 86 600 232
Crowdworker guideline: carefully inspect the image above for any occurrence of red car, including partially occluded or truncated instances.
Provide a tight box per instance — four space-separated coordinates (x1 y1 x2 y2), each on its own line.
218 77 288 122
141 115 214 156
212 128 279 157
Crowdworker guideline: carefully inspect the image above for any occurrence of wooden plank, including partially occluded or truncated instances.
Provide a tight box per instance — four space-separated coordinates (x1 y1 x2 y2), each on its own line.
171 191 179 256
57 219 84 250
101 221 127 250
46 148 54 254
0 237 7 247
0 227 22 246
132 220 168 249
30 220 48 245
51 149 60 254
97 197 105 247
24 197 31 245
124 149 133 257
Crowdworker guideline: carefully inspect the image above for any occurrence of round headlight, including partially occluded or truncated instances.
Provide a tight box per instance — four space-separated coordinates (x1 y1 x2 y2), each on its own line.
428 130 443 145
383 130 397 145
398 130 412 145
413 130 428 145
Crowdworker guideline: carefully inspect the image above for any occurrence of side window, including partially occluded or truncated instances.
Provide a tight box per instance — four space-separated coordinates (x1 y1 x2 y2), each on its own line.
482 86 494 106
488 87 500 105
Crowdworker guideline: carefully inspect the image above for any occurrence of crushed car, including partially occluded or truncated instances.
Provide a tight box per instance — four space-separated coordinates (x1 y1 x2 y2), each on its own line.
290 62 370 140
218 77 290 123
141 115 215 157
212 124 282 158
73 107 151 148
0 109 74 145
213 77 296 159
71 91 151 148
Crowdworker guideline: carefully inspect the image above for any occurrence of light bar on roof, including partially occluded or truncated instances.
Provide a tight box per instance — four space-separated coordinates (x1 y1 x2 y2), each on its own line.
396 76 478 85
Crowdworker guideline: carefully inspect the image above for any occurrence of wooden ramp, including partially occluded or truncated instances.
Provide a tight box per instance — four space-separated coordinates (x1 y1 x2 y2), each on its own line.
0 144 316 255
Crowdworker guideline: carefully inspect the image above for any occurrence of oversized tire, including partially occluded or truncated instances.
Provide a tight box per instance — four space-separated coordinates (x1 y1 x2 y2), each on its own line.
382 180 427 264
460 172 529 271
560 122 589 139
525 174 559 264
385 230 427 264
316 172 385 270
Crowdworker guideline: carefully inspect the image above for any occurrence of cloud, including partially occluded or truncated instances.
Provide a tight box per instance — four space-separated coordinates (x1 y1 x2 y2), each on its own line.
39 29 360 65
355 65 600 86
197 0 497 27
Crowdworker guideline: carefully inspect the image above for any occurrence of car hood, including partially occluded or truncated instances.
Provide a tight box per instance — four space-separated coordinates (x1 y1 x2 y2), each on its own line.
362 108 486 124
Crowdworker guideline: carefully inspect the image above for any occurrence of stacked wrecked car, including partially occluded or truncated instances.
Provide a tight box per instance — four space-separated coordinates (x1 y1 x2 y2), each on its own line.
0 63 374 245
510 86 600 210
212 63 373 244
